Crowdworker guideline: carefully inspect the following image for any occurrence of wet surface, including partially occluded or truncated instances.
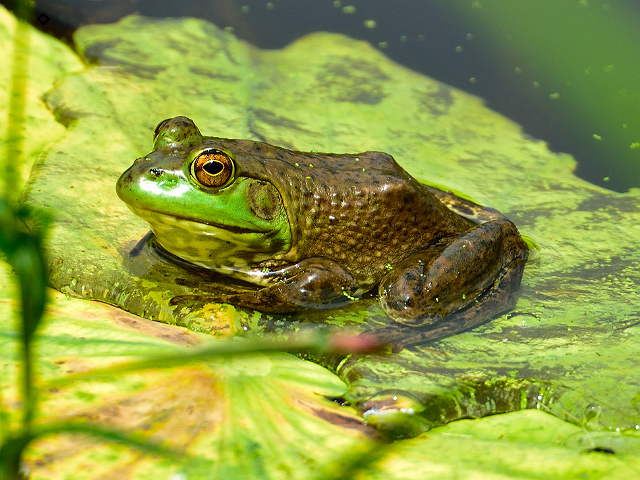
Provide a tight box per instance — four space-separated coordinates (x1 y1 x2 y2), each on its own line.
20 15 640 436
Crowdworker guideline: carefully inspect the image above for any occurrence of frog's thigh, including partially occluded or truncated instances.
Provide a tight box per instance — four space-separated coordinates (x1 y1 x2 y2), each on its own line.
379 220 526 327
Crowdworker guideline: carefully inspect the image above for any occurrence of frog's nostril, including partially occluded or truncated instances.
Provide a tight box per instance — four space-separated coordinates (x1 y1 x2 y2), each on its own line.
149 167 163 178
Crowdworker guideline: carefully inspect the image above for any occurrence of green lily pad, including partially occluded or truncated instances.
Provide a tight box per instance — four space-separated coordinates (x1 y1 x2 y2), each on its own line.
359 410 640 479
3 261 639 478
5 7 640 477
0 262 378 479
18 13 640 438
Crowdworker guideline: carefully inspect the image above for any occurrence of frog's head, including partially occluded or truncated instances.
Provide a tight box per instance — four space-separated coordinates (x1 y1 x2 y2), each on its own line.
116 117 291 272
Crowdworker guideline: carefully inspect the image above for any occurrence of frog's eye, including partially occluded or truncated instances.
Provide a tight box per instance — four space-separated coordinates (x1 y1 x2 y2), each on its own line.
190 149 235 188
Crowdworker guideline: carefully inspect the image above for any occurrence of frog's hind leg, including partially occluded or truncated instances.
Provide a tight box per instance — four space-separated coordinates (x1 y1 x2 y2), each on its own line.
372 256 526 352
378 219 528 329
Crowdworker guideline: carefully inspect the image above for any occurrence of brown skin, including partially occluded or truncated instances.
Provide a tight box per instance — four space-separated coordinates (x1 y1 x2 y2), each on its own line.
119 117 529 346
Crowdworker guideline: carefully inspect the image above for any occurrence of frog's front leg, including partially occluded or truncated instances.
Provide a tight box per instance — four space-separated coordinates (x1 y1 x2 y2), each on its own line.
175 258 360 313
379 219 528 327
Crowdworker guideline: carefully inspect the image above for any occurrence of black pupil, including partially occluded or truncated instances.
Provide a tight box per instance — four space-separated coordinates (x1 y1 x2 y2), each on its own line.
203 160 224 176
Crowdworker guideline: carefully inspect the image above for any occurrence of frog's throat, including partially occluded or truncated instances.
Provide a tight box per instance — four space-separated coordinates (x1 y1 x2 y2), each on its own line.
128 206 291 270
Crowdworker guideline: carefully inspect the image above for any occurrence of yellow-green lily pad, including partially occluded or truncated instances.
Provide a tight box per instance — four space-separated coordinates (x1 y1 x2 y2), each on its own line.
0 261 378 479
3 260 640 479
0 6 82 201
18 13 640 438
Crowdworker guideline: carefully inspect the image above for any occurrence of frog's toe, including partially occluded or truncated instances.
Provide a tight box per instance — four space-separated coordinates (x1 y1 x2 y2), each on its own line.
378 276 444 327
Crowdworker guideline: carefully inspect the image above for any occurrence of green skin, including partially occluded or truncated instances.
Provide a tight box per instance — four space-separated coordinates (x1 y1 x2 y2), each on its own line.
117 117 528 342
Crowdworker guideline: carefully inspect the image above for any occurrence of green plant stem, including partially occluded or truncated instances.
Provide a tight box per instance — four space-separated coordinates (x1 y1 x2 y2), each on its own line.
13 235 48 431
20 339 33 431
4 0 37 431
42 331 379 389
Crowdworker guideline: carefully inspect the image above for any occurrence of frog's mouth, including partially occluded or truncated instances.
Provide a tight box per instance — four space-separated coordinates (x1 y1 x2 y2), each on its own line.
128 206 269 235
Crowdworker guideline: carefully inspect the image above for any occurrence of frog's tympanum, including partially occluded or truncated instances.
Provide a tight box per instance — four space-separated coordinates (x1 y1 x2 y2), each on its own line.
117 117 528 346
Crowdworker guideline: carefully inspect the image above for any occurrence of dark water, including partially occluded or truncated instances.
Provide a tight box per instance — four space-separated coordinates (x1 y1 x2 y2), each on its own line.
5 0 640 192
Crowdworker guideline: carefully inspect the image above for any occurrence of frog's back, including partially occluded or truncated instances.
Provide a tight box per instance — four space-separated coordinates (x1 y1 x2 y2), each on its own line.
225 139 471 286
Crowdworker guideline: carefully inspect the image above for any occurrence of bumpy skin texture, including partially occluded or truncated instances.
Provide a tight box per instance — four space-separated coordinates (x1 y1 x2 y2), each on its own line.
117 117 529 344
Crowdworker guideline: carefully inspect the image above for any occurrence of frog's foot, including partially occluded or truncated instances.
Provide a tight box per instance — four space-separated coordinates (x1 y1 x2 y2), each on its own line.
378 219 528 328
370 257 526 351
173 258 360 314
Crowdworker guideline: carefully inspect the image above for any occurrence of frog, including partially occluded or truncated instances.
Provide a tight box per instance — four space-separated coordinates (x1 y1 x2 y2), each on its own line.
117 116 528 347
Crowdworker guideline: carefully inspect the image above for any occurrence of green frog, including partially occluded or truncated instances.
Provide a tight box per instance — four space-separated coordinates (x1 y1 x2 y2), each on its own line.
117 117 528 344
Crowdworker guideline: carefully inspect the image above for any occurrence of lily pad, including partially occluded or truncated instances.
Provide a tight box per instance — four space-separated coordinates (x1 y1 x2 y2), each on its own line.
357 410 640 479
18 13 640 437
0 262 378 479
0 6 82 201
6 258 640 479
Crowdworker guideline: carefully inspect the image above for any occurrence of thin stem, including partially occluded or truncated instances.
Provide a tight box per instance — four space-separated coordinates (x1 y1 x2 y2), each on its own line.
20 339 33 431
4 0 35 441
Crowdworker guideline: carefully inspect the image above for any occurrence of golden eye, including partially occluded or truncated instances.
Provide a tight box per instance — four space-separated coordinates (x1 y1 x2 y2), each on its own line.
191 149 234 188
